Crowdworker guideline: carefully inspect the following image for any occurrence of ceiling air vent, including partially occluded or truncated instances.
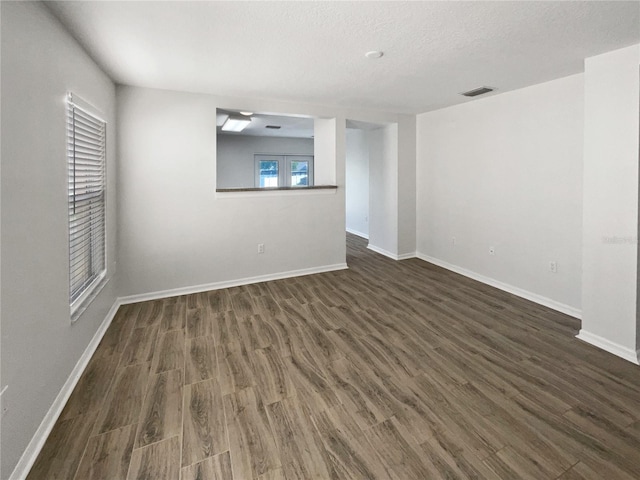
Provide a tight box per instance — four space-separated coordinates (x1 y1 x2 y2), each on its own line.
461 86 494 97
265 125 281 129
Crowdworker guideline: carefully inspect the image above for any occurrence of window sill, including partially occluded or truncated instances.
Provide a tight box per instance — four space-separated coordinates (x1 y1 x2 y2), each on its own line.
70 273 109 324
216 185 337 198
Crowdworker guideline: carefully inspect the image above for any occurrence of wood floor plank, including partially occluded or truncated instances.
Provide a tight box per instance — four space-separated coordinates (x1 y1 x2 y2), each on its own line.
284 347 341 413
95 363 150 435
418 427 502 480
557 458 638 480
26 414 96 480
224 386 281 479
187 306 214 339
151 329 185 373
207 289 231 315
238 314 275 351
217 340 254 395
74 424 136 480
134 300 165 329
266 396 330 479
60 353 121 421
562 406 640 478
326 357 395 429
127 436 180 480
121 325 159 366
160 300 186 332
181 451 233 480
366 417 436 479
260 313 294 357
135 369 183 448
93 303 139 359
556 462 596 480
230 291 257 318
182 379 228 467
309 404 393 479
251 345 295 405
214 310 242 348
185 335 217 384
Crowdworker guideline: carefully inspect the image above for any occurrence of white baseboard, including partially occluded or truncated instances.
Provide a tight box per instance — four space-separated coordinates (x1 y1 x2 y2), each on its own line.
367 244 416 261
9 300 121 480
576 330 640 365
415 252 582 319
119 263 349 305
367 244 398 260
346 228 369 240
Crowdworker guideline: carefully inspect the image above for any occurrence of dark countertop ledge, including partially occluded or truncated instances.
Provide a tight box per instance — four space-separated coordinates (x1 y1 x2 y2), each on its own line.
216 185 338 193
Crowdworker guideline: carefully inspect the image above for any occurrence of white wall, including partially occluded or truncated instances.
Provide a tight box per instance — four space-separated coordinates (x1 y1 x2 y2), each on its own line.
368 125 399 256
1 2 118 478
345 129 370 238
398 114 417 256
117 86 348 298
416 74 584 312
314 118 338 186
580 45 640 362
217 134 314 188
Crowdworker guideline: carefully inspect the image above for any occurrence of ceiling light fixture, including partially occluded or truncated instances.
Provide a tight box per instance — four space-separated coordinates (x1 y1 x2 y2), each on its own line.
221 115 251 132
365 50 384 59
239 111 253 116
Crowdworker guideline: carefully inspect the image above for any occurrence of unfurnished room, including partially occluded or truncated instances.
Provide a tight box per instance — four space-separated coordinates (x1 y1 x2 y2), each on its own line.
1 1 640 479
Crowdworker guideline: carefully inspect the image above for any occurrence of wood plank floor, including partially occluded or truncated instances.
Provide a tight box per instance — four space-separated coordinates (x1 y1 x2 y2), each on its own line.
28 234 640 479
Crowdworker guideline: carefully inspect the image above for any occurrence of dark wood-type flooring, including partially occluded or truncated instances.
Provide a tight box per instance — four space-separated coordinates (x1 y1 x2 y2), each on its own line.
28 234 640 479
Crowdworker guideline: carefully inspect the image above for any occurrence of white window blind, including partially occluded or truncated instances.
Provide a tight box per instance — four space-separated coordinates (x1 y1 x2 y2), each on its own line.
67 93 106 307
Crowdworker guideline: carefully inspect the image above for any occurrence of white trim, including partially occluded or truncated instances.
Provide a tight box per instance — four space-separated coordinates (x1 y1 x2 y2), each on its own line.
367 244 398 260
367 244 416 261
415 252 582 319
576 330 640 365
119 263 349 305
9 300 121 480
346 228 369 240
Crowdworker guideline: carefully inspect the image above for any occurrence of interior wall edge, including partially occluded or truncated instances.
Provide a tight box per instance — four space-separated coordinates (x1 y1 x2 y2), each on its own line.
576 330 640 365
367 244 417 261
7 300 122 480
345 228 369 240
415 252 582 320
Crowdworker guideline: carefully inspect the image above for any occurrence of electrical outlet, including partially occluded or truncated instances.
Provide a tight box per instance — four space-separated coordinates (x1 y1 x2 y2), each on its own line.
549 261 558 273
257 243 265 254
452 237 457 246
489 246 495 256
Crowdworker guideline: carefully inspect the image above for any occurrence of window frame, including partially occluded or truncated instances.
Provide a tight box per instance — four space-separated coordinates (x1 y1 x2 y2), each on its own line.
254 154 314 188
67 93 107 320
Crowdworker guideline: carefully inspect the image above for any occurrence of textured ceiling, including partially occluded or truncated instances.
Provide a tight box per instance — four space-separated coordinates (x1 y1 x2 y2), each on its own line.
47 1 640 114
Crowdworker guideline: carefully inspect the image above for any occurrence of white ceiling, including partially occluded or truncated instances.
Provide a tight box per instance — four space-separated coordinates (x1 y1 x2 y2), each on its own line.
47 1 640 114
216 109 314 138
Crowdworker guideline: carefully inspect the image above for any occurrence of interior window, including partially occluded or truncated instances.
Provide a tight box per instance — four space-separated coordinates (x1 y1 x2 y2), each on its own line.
290 159 309 186
216 109 315 189
254 154 314 188
258 159 279 187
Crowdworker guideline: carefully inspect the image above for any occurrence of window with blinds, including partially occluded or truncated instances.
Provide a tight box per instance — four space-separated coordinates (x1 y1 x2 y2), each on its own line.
67 93 106 309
